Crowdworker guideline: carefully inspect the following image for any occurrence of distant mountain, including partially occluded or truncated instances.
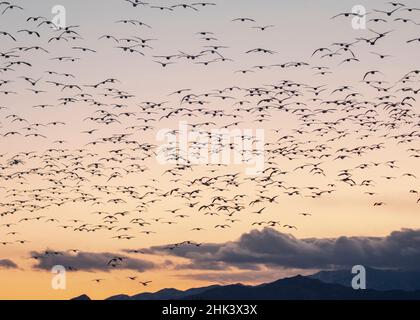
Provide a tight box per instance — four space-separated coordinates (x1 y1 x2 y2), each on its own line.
183 275 420 300
72 274 420 300
72 294 91 300
106 285 220 300
310 267 420 291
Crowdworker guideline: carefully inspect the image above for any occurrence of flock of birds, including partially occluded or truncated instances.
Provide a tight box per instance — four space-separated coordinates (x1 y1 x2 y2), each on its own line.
0 0 419 287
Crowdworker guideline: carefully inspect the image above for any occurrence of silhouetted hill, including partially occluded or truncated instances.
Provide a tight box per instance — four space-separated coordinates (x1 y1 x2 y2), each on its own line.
106 285 220 300
184 275 420 300
72 294 91 300
310 267 420 291
72 273 420 300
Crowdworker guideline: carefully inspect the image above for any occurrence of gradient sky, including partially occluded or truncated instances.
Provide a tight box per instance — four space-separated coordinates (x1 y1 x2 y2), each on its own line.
0 0 419 299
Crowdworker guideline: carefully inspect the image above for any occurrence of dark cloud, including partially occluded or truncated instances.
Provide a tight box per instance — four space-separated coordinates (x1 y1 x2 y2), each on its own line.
144 228 420 271
0 259 18 269
31 251 155 272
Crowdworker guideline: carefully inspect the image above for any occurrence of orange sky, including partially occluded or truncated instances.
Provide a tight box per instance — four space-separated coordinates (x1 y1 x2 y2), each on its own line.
0 0 419 300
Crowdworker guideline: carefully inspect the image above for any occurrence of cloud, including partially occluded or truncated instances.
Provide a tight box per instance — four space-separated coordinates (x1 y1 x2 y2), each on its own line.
31 251 155 272
144 228 420 271
0 259 18 269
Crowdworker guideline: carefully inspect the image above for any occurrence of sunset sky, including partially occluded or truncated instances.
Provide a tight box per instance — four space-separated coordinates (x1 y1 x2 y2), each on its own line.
0 0 419 299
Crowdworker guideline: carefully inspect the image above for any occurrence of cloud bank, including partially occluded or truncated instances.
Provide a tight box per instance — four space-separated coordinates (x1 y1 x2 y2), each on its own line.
32 251 155 272
144 228 420 271
0 259 18 269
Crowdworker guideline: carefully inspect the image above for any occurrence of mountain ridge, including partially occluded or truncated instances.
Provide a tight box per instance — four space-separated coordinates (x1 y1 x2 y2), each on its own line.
72 270 420 300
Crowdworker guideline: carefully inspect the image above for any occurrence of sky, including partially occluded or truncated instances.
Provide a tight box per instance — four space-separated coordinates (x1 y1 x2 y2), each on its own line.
0 0 419 299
